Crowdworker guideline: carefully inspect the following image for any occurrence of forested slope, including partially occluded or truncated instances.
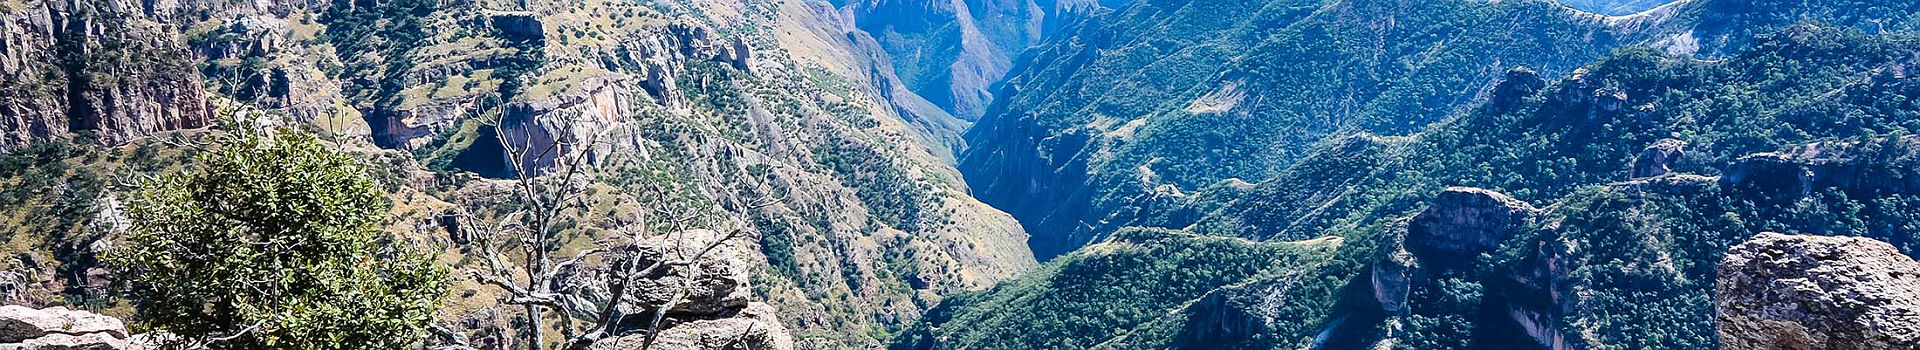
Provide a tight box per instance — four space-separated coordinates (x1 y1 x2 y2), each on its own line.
912 1 1920 348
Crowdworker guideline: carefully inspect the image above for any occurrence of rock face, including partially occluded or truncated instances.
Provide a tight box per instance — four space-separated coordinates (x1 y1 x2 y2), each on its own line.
0 305 136 349
1632 139 1687 178
0 0 212 152
1723 136 1920 198
1717 232 1920 350
557 229 750 316
1406 187 1539 264
1489 67 1549 112
593 302 793 350
1549 68 1637 123
486 11 543 42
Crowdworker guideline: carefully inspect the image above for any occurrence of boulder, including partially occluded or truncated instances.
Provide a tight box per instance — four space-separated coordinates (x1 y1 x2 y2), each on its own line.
0 306 134 350
551 228 794 350
1717 232 1920 350
1406 187 1539 264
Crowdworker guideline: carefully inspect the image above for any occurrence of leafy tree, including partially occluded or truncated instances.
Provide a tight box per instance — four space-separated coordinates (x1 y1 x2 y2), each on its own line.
112 131 447 349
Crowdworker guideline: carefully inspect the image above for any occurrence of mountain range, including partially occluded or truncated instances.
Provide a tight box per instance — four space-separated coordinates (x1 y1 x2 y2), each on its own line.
4 0 1920 349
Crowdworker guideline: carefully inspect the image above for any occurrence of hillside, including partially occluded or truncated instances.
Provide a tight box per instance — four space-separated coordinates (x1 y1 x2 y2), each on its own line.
0 0 1041 347
959 0 1920 259
910 4 1920 348
842 0 1126 120
4 0 1920 348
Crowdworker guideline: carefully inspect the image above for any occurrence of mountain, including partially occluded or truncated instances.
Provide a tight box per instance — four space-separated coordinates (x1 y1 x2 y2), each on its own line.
959 0 1920 260
5 0 1920 348
960 0 1638 259
842 0 1126 120
906 0 1920 346
0 0 1043 347
0 0 212 151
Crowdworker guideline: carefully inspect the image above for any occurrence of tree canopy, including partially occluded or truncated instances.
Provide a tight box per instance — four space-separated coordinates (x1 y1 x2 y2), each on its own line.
112 131 447 349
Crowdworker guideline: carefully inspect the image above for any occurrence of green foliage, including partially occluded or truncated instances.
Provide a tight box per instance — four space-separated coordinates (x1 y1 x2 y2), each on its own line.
889 229 1340 350
112 131 447 349
926 9 1920 350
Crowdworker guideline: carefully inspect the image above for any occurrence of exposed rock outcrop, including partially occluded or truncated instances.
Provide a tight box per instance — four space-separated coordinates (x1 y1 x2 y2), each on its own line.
592 302 793 350
0 305 137 349
1406 187 1539 264
557 229 750 316
1717 232 1920 350
1631 139 1687 178
1489 67 1548 112
1723 136 1920 198
487 11 543 42
0 0 212 152
1548 68 1635 122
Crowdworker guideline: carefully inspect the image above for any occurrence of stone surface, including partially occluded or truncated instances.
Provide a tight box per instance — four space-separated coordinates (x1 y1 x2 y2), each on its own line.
0 0 211 152
1631 139 1687 178
554 228 793 350
1407 187 1539 264
1717 232 1920 350
1723 136 1920 198
1489 67 1548 112
592 302 793 350
487 11 543 42
0 306 133 350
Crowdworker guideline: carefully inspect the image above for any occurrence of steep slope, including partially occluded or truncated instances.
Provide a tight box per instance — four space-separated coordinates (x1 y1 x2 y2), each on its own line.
960 0 1920 260
844 0 1123 120
961 0 1638 259
0 0 1042 347
890 228 1345 350
910 9 1920 350
0 0 212 152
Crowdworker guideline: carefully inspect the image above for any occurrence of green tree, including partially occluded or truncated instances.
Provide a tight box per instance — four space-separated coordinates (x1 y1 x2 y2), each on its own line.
112 131 447 349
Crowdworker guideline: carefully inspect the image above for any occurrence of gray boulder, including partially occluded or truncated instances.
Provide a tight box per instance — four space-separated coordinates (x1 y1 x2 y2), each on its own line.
0 306 133 350
1717 232 1920 350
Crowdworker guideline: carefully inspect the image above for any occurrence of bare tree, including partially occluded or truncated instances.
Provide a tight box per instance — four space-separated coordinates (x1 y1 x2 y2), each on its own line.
437 105 770 350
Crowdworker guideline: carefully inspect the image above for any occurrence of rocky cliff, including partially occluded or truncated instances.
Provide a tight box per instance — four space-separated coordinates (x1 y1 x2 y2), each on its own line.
557 229 796 350
1407 187 1541 264
0 0 211 152
1718 232 1920 350
0 0 1040 347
